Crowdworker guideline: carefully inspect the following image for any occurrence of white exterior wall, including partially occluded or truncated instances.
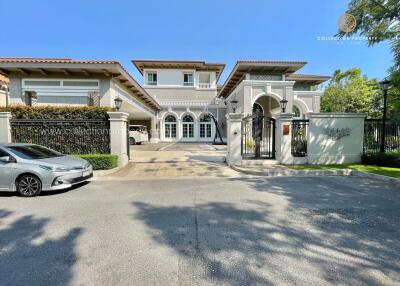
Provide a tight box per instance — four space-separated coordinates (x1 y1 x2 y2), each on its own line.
8 73 111 107
224 80 322 118
143 69 217 89
307 113 366 164
0 90 6 106
141 67 223 142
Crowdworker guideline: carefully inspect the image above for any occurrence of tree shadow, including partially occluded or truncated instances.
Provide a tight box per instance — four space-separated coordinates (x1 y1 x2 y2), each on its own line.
0 209 82 286
132 176 400 285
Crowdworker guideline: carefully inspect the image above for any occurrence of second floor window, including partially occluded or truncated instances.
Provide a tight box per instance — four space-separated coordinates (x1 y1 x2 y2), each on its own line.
146 72 157 85
183 73 194 86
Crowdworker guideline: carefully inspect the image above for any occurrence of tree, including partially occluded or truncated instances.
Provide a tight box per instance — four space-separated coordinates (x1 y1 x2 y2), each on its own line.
339 0 400 70
321 68 380 117
339 0 400 118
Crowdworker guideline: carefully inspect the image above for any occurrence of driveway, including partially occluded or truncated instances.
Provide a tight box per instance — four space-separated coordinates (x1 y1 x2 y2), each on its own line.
130 142 227 163
0 175 399 285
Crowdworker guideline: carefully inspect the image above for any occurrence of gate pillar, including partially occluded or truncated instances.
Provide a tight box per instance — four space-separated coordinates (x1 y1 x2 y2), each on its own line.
226 113 244 166
108 112 129 167
0 112 12 143
276 113 294 164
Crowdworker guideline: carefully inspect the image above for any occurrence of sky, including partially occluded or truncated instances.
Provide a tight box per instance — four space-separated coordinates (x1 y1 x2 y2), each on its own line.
0 0 393 84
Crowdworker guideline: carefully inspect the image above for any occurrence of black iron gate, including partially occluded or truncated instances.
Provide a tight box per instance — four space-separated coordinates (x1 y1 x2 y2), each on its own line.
242 112 275 159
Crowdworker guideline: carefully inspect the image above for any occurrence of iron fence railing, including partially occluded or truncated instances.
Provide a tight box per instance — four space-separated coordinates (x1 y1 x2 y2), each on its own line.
10 119 110 154
241 113 275 160
291 119 309 157
364 119 400 153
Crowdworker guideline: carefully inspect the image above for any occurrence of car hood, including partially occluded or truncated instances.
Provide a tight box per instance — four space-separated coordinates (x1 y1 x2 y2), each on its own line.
35 155 89 169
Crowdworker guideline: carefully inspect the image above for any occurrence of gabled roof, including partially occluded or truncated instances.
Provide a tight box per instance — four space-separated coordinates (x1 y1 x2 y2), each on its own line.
218 60 307 98
0 57 161 111
132 59 225 81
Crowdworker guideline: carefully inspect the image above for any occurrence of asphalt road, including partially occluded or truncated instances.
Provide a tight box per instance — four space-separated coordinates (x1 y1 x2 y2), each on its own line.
0 175 399 285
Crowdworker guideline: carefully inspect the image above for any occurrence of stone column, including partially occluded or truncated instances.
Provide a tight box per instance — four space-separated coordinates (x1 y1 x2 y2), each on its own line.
275 113 294 164
226 113 244 166
107 112 129 167
150 116 160 143
0 112 12 143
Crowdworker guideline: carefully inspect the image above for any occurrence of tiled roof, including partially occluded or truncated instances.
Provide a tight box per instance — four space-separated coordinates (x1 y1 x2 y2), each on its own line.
0 57 118 64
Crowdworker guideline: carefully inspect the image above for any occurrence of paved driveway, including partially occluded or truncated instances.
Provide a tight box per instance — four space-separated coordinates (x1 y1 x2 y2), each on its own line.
0 175 399 285
130 142 227 163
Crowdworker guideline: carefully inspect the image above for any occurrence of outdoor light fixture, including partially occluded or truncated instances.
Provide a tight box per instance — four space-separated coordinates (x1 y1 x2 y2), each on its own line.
280 98 288 113
114 97 123 111
379 79 392 153
231 98 239 113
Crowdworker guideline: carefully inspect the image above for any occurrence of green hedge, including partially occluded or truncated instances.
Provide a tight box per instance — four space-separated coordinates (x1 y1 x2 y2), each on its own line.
76 154 118 170
362 152 400 168
0 106 112 120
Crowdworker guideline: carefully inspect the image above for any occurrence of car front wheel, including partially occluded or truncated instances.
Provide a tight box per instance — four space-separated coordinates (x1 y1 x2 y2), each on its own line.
129 138 136 145
17 174 42 197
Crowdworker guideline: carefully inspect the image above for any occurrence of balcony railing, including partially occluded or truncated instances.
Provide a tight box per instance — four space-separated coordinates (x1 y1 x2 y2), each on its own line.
198 83 211 89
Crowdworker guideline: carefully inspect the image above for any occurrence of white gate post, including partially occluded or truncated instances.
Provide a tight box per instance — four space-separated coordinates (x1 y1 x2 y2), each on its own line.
275 113 294 164
108 112 129 167
150 116 160 143
226 113 244 166
0 112 12 143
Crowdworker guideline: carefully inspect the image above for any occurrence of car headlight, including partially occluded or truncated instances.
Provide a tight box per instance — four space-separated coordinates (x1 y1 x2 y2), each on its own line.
39 165 73 172
39 165 53 171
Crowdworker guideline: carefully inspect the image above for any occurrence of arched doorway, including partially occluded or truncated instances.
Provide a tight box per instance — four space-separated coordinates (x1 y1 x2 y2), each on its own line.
253 94 280 117
164 115 177 139
182 114 194 140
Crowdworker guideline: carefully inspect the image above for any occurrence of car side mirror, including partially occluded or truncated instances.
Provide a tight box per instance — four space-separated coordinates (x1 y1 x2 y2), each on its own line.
0 156 16 163
0 156 10 163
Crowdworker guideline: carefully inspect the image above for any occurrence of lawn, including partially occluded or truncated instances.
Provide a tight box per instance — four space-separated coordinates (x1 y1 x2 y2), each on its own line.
288 164 400 178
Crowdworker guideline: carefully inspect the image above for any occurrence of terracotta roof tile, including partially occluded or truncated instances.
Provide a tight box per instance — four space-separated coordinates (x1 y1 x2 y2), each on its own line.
0 57 118 64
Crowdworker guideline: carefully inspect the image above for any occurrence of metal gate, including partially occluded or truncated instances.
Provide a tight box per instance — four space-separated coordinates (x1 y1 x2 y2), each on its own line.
241 112 276 159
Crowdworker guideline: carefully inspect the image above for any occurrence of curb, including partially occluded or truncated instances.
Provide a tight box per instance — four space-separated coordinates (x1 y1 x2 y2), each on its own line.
351 170 400 186
92 166 123 179
230 165 352 177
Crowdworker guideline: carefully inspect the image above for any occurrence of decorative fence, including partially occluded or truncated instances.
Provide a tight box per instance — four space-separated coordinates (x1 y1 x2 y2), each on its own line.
241 113 276 159
10 119 110 154
364 119 400 153
291 119 309 157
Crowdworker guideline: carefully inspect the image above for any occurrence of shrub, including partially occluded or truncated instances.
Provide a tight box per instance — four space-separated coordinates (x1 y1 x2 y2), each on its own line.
362 152 400 168
76 154 118 170
0 105 112 120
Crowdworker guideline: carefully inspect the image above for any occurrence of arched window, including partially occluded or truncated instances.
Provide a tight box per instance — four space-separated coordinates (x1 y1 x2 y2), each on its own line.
182 115 194 138
293 105 301 118
164 115 177 138
199 114 212 138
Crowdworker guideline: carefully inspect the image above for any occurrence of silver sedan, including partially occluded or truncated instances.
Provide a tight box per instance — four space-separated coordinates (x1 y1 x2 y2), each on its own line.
0 143 93 197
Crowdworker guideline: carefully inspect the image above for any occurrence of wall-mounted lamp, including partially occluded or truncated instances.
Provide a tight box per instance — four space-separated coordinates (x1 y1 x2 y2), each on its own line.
231 99 239 113
280 98 288 113
114 97 123 111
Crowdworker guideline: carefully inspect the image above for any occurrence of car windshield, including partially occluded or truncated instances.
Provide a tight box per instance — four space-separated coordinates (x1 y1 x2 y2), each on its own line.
6 145 64 160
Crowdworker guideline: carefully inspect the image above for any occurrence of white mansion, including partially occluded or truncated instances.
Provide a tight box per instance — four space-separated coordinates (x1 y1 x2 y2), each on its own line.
0 58 329 144
133 60 329 143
